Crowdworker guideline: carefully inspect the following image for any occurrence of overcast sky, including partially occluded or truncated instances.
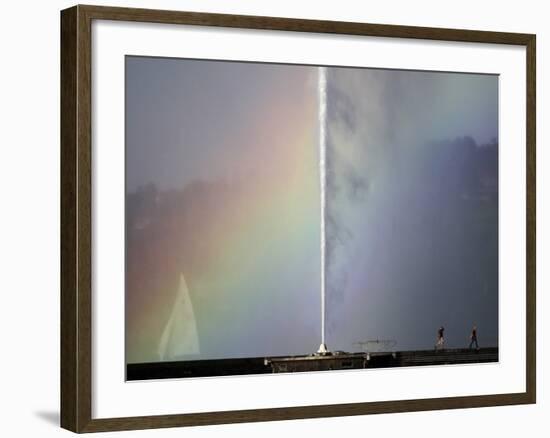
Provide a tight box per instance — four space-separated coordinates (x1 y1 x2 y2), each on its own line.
325 68 498 352
125 56 498 363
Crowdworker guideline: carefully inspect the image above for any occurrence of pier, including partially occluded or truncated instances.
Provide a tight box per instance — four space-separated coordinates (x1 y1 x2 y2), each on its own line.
127 347 498 380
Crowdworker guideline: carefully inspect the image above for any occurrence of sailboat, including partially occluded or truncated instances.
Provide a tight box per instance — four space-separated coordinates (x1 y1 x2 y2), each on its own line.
158 273 200 361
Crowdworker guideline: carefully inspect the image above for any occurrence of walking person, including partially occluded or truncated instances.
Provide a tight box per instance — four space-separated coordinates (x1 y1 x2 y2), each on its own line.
435 326 445 350
469 325 479 350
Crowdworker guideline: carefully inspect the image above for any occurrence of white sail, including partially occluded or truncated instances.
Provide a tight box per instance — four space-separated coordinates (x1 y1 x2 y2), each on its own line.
158 273 200 361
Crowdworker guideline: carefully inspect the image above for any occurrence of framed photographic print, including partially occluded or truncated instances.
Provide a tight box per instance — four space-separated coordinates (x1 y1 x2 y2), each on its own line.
60 4 536 433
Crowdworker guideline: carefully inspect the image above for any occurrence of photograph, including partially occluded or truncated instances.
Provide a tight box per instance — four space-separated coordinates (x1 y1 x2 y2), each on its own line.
56 3 536 433
125 56 499 380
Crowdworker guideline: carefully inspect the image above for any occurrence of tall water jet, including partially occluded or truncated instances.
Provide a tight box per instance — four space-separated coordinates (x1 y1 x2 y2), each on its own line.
317 66 329 355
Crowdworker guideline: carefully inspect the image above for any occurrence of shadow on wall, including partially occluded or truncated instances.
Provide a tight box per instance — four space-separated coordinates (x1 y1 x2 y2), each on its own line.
33 411 59 427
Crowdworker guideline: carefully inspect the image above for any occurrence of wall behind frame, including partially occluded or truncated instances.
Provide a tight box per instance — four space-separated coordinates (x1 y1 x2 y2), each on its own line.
0 0 546 437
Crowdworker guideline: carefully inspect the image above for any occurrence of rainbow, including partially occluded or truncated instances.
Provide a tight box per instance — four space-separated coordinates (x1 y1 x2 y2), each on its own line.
126 66 322 364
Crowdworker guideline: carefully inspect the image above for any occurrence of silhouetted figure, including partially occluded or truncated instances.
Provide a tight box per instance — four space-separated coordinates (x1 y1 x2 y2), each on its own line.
469 325 479 350
435 326 445 350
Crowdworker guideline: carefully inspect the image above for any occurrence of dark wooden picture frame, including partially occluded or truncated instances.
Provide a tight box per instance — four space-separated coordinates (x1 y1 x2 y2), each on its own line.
61 4 536 433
